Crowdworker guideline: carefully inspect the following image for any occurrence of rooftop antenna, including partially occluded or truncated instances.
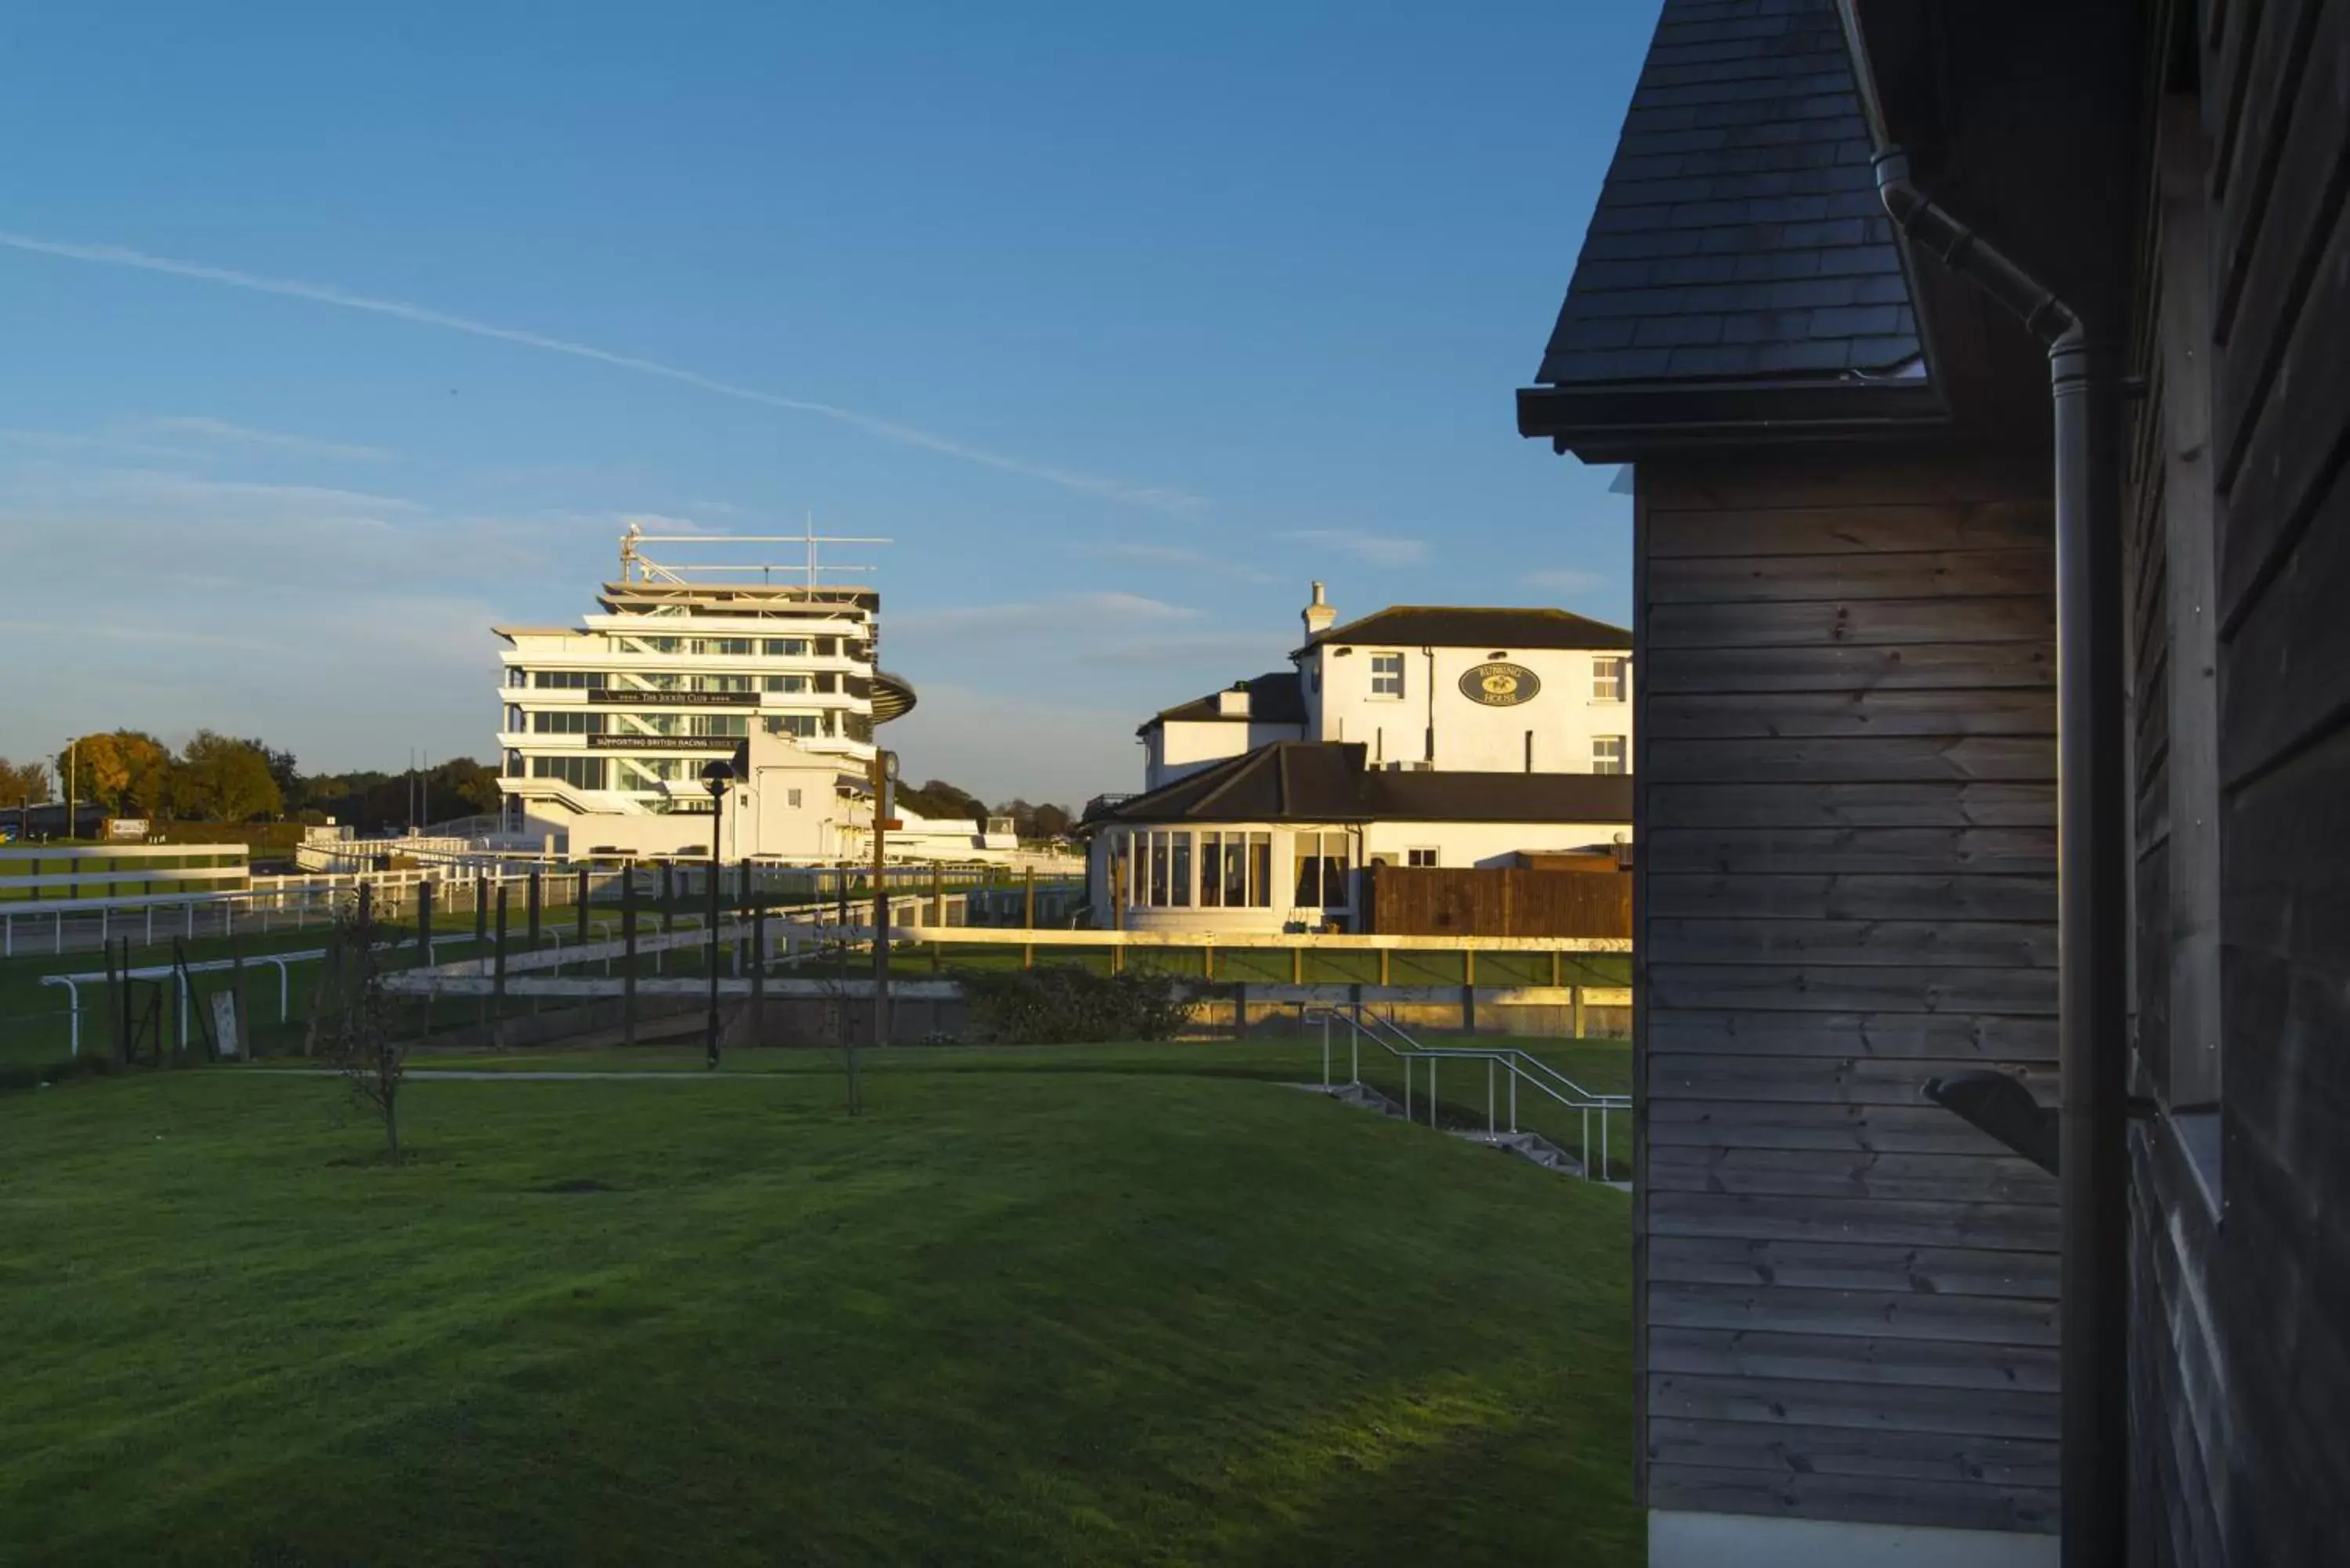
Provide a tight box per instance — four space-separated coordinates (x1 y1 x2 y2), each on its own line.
616 519 892 589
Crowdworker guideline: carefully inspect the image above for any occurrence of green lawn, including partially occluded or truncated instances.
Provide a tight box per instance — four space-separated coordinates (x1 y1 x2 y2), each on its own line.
0 1047 1640 1566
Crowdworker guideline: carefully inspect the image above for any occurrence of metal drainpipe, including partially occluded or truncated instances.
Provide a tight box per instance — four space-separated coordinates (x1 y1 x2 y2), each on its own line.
1875 147 2128 1568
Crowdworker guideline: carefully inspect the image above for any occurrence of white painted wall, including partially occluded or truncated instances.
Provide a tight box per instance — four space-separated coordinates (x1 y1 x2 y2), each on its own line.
1301 644 1632 773
1359 819 1627 869
1143 718 1308 792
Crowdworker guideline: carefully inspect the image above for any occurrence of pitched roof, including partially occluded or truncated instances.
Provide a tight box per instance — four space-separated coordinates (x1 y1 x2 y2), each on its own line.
1095 742 1633 826
1540 0 1918 386
1300 605 1631 653
1517 0 1943 456
1140 671 1309 734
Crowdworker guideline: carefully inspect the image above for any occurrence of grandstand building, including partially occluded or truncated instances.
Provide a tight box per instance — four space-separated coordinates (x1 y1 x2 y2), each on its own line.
494 525 920 858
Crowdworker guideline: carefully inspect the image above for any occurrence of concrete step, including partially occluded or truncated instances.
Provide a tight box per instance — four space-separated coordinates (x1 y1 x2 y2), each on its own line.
1289 1080 1406 1118
1452 1128 1588 1179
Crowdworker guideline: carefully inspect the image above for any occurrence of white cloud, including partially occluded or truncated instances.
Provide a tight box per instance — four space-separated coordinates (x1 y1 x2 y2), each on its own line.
0 227 1208 515
142 416 391 462
1524 569 1607 594
1284 528 1427 567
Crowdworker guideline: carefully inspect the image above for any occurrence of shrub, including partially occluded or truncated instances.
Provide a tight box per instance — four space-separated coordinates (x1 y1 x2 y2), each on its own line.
955 966 1191 1045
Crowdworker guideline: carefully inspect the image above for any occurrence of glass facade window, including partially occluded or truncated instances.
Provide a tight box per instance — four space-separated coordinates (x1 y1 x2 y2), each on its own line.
763 674 812 693
763 638 809 656
1136 829 1266 908
1593 735 1626 775
531 755 606 789
1292 831 1352 907
532 710 606 734
506 667 527 688
764 715 819 737
1370 652 1405 698
533 670 606 689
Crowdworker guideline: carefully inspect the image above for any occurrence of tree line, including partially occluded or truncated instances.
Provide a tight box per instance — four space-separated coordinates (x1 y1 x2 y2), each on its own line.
894 779 1076 843
0 731 502 828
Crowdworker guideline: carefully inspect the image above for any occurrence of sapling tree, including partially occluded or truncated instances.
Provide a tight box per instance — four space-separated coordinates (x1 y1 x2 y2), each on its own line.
322 887 410 1163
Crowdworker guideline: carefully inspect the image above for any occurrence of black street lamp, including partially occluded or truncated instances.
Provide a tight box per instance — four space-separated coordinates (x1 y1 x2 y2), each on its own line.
700 758 734 1069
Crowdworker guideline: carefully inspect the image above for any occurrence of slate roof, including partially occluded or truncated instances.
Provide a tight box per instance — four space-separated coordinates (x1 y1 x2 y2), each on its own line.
1141 671 1309 733
1534 0 1922 388
1300 605 1632 653
1095 742 1635 826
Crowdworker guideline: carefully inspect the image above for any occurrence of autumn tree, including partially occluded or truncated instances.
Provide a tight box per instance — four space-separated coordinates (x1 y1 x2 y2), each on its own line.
170 732 284 822
0 757 50 807
57 732 172 815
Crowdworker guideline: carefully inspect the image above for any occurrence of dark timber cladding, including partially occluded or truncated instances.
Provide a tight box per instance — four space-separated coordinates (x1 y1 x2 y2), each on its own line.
1636 458 2060 1534
1525 0 2350 1560
2120 0 2350 1562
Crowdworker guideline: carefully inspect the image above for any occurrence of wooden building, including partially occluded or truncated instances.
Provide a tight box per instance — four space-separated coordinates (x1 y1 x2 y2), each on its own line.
1519 2 2348 1564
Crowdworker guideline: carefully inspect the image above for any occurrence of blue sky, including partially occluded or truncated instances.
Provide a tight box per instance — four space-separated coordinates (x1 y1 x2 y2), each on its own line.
0 1 1655 804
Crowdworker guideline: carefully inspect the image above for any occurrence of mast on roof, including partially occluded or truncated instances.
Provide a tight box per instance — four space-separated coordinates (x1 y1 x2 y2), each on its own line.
615 515 893 590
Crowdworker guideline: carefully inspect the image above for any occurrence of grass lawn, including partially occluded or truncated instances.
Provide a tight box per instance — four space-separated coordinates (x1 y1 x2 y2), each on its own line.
0 1046 1640 1566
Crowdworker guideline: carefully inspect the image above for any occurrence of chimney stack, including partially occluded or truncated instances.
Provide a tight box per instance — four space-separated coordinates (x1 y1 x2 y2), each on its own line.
1302 580 1336 639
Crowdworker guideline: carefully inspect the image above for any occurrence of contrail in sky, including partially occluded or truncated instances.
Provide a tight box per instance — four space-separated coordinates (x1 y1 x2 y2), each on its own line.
0 228 1207 515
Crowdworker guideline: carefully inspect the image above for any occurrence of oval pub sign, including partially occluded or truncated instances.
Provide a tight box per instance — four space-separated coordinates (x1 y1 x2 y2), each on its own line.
1459 662 1540 706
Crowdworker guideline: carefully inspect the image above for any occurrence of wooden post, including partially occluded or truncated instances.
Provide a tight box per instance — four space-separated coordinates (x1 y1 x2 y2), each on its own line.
1378 947 1390 987
621 869 638 1046
1463 947 1476 987
492 885 509 1046
418 877 435 967
662 862 676 934
750 899 766 1044
1549 948 1562 988
103 936 122 1067
931 863 945 926
1232 980 1247 1040
1203 944 1216 981
527 870 543 945
473 876 490 1032
577 865 591 944
230 936 245 1059
1571 985 1585 1041
870 752 891 1053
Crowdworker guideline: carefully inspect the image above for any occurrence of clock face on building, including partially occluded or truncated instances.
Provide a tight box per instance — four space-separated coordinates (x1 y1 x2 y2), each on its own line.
1459 662 1541 706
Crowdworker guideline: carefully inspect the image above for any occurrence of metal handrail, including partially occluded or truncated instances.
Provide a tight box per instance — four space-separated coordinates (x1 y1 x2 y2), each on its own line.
1307 1006 1628 1183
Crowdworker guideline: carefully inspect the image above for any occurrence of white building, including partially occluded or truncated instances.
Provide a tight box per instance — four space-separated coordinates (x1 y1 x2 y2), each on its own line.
495 527 950 861
1086 742 1631 934
1096 583 1635 932
1136 583 1634 792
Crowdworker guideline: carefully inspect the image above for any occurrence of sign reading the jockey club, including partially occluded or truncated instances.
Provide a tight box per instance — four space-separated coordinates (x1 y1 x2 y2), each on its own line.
1459 662 1541 707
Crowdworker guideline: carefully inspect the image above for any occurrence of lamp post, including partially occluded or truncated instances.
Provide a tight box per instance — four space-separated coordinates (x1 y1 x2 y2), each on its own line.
700 758 733 1069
